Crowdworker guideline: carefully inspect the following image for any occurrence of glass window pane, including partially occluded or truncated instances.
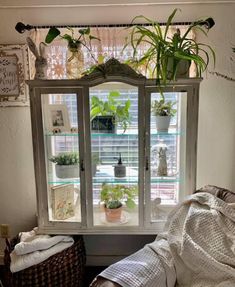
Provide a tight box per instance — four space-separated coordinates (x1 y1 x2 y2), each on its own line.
150 91 186 221
41 93 81 223
89 83 139 227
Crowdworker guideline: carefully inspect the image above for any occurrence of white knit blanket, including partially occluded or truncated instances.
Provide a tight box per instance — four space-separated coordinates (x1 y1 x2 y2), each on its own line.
100 193 235 287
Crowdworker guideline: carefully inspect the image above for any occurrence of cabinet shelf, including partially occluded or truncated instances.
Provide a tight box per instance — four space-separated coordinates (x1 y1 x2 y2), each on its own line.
45 129 182 137
48 175 180 185
150 176 180 183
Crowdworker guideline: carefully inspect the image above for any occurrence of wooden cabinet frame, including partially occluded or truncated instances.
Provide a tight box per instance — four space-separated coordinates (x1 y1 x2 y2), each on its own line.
27 59 201 234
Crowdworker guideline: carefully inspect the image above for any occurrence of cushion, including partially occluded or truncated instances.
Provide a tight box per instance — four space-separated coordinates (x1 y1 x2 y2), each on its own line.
194 185 235 203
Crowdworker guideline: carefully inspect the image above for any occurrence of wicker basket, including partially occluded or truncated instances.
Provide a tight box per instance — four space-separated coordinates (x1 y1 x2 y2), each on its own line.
4 235 86 287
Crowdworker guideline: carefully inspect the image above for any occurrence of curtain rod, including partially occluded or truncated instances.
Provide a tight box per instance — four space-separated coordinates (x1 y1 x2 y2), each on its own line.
15 18 215 33
15 22 192 33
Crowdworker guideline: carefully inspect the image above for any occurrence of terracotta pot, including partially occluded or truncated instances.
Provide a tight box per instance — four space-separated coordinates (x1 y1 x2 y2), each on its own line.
105 206 122 223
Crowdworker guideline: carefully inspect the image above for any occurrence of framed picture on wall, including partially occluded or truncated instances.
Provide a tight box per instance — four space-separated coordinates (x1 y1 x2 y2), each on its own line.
45 104 71 133
0 44 29 107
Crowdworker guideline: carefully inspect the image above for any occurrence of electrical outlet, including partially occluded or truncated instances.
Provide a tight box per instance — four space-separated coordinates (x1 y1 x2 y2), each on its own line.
0 224 10 238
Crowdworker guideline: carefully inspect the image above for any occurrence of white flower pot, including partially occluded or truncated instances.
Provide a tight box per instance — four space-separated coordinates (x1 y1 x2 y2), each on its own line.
156 116 171 132
55 165 79 178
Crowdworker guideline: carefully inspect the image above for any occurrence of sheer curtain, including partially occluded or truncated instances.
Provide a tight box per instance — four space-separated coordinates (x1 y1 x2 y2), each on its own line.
29 25 195 79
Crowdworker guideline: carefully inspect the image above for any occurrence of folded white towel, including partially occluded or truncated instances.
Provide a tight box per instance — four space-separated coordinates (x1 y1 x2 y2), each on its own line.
15 228 74 255
10 240 74 273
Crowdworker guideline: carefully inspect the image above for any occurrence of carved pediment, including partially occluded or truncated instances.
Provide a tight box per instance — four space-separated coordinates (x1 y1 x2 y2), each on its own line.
82 58 146 81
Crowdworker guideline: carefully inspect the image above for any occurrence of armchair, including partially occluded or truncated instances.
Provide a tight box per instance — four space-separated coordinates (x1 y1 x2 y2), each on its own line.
90 186 235 287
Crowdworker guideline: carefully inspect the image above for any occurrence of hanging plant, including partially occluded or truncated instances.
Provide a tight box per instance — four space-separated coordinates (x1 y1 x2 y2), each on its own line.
124 9 215 83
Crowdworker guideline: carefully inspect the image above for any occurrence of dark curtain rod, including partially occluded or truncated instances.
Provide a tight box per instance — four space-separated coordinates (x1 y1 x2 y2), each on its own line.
15 18 215 33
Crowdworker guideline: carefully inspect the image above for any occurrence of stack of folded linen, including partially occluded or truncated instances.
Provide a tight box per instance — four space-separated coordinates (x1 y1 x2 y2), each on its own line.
10 228 74 273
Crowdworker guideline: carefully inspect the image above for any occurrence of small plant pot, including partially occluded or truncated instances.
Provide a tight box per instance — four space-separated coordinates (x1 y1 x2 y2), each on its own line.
91 116 116 133
105 206 122 223
55 164 79 178
176 60 190 78
156 116 171 132
167 58 190 79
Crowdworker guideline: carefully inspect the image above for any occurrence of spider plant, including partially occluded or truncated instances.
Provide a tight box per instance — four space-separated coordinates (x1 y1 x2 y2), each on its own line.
125 9 215 84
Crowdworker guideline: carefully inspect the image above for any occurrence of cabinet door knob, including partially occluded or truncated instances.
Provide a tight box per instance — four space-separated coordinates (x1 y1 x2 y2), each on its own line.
80 159 85 171
145 156 149 171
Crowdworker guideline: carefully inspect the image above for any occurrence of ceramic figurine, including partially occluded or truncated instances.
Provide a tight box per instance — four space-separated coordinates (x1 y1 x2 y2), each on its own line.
114 153 126 178
26 37 47 79
157 146 168 176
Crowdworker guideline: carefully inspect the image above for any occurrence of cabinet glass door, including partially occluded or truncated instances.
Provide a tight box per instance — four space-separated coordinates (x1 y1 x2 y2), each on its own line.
146 90 187 223
88 83 139 227
41 90 83 224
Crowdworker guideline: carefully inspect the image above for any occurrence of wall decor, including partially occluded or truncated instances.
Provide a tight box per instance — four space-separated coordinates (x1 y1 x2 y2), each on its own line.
0 44 29 107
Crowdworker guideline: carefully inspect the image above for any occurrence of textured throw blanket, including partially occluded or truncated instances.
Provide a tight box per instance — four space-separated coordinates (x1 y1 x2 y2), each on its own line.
100 192 235 287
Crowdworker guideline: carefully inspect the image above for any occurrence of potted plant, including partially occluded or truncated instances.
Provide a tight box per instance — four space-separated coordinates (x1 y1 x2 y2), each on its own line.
45 26 99 78
50 152 79 178
125 9 215 86
151 95 177 132
100 183 138 223
90 90 131 133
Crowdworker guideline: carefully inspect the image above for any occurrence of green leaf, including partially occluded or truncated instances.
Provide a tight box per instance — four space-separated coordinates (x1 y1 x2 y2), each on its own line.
89 35 100 41
164 8 178 40
126 199 136 209
109 90 120 98
45 27 60 44
79 27 90 35
90 106 102 120
61 34 73 42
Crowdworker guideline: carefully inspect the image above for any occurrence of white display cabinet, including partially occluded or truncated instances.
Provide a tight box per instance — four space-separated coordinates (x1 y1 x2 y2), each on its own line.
27 59 201 234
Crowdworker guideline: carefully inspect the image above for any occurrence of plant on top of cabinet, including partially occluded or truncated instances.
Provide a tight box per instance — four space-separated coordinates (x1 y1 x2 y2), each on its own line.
90 90 131 133
50 152 79 179
151 95 177 132
125 9 215 85
45 27 100 79
100 183 138 222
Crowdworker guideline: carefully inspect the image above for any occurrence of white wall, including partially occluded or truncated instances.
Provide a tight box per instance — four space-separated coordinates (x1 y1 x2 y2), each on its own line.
0 1 235 263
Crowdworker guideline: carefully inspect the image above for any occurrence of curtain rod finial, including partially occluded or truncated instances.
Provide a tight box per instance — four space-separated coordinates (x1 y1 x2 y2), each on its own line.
204 18 215 29
15 22 33 33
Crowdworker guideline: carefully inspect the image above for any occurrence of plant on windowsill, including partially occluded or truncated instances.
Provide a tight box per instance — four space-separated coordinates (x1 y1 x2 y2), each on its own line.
100 183 138 223
151 95 177 132
50 152 79 179
90 90 131 134
45 26 100 79
124 9 215 89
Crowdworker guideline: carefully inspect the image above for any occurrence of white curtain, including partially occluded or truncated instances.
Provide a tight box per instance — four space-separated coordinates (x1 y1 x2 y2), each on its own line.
29 25 195 79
